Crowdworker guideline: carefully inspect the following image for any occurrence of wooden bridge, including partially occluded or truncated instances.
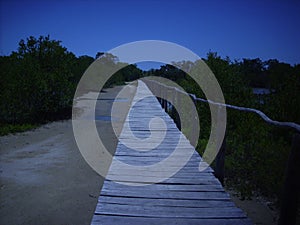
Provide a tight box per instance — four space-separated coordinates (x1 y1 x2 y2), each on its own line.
91 80 252 225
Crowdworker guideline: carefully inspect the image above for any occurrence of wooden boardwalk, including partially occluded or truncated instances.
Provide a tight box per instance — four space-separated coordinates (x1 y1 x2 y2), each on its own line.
91 80 251 225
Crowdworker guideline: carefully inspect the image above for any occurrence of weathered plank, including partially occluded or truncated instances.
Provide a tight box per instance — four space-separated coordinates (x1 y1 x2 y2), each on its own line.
102 181 224 192
92 215 252 225
105 177 221 185
107 170 215 177
100 189 230 200
95 204 246 218
91 80 251 225
98 195 234 207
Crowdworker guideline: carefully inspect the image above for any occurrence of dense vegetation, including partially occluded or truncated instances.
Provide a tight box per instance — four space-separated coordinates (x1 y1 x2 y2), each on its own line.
0 35 142 134
1 35 299 202
145 53 300 201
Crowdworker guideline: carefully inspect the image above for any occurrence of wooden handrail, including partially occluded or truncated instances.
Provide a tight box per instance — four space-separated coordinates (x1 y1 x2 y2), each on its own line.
143 78 300 225
143 78 300 133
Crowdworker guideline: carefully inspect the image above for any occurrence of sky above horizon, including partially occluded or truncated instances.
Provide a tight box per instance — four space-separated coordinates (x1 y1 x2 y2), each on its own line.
1 0 300 69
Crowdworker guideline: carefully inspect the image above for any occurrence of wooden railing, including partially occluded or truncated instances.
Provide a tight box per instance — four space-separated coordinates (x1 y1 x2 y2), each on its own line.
142 78 300 225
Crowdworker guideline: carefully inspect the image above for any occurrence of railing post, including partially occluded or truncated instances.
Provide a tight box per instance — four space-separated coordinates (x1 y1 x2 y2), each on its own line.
190 94 197 146
278 133 300 225
159 82 163 106
215 139 226 185
161 85 164 109
177 89 181 130
214 105 226 185
171 87 175 118
163 87 168 112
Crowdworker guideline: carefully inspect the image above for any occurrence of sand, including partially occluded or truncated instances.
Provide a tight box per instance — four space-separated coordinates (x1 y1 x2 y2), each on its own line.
0 84 137 225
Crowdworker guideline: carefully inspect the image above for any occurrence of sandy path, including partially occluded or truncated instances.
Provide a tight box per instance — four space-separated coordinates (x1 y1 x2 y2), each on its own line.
0 84 136 225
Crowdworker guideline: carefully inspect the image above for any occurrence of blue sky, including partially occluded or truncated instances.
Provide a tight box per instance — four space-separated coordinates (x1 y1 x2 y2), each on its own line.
1 0 300 68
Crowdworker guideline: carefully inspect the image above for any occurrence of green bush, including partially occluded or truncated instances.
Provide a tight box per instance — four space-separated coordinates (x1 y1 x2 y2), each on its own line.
0 123 38 136
145 52 299 201
0 36 143 127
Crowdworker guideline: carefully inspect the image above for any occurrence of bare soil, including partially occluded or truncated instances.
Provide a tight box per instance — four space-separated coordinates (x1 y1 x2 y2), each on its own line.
0 84 136 225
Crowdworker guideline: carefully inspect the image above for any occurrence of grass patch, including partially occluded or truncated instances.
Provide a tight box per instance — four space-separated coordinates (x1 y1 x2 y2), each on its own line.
0 123 39 136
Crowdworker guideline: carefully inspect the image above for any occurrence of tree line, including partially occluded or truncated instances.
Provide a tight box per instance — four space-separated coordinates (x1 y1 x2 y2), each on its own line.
0 35 143 128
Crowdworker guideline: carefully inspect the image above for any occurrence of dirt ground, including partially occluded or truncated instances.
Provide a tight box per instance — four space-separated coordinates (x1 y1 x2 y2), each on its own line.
1 82 278 225
0 84 137 225
227 189 279 225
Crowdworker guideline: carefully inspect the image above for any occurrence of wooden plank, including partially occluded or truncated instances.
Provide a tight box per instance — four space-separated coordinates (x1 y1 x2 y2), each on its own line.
106 170 214 176
100 189 230 200
94 204 246 218
113 156 202 162
105 165 214 174
115 145 193 151
117 136 188 141
101 181 224 192
108 164 212 171
106 170 215 178
92 216 252 225
106 171 215 178
106 170 217 179
108 161 204 168
105 176 221 185
124 124 177 129
114 151 199 157
98 195 234 207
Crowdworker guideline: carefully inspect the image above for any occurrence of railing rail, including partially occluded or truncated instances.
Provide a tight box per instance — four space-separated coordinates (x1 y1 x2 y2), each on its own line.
144 78 300 132
142 78 300 225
